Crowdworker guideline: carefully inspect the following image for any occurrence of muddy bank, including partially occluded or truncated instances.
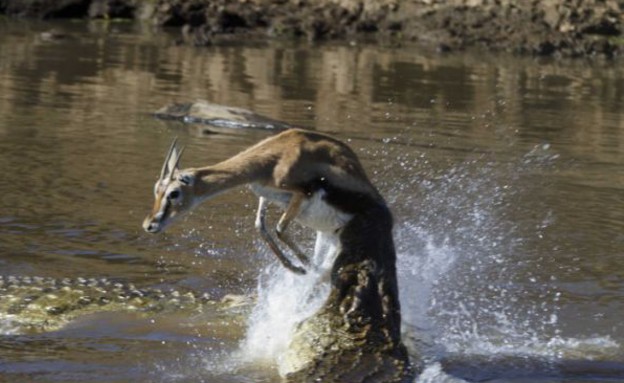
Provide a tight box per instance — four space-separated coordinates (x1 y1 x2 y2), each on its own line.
2 1 622 56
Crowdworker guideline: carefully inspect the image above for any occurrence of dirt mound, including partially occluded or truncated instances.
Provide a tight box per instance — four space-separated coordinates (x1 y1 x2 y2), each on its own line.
406 0 624 57
2 0 622 57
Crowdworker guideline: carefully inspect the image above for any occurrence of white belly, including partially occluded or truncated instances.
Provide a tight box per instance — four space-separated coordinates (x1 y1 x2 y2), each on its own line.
297 190 352 232
249 184 352 233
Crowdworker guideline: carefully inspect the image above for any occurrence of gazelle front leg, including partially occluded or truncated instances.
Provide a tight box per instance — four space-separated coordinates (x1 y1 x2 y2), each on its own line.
255 197 306 275
276 192 310 266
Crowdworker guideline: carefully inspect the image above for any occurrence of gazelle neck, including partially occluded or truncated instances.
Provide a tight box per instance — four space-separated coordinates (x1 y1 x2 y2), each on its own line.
191 153 274 201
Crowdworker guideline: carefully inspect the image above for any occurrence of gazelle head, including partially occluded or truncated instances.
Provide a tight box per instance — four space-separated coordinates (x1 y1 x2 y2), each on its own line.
143 139 197 234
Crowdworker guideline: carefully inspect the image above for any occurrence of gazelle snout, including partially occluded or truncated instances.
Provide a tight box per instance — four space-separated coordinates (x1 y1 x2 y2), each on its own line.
143 216 162 233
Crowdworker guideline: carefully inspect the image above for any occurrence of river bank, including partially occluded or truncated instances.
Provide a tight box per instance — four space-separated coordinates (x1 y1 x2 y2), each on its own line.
1 0 623 57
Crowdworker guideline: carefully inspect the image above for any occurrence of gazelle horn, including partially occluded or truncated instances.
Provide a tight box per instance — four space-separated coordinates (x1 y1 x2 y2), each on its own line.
169 146 185 180
159 137 178 182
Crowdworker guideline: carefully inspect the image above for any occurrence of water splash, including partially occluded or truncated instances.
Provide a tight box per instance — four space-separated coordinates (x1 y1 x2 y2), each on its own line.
393 154 560 355
392 147 621 379
241 232 339 373
415 363 469 383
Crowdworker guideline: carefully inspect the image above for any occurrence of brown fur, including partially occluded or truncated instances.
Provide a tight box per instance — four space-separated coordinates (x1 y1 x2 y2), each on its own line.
192 129 380 202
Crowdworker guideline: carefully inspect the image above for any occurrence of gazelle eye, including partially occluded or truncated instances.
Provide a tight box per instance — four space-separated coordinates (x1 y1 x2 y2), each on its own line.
168 190 180 199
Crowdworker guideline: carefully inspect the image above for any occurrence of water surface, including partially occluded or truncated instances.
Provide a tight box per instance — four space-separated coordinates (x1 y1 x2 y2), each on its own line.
0 19 623 382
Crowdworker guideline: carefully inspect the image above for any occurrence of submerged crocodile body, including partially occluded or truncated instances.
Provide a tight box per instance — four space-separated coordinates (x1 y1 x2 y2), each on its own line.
0 275 213 333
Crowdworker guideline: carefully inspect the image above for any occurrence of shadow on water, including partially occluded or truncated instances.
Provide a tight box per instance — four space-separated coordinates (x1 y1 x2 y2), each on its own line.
0 19 622 382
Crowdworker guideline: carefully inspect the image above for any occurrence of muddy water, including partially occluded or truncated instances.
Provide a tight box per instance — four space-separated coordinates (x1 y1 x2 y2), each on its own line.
0 19 623 382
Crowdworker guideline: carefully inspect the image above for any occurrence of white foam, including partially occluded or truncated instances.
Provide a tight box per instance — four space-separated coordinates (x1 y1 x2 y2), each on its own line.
241 231 339 371
415 363 469 383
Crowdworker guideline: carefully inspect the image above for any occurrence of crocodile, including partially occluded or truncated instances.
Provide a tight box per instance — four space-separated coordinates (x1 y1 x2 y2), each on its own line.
0 275 217 334
282 190 417 383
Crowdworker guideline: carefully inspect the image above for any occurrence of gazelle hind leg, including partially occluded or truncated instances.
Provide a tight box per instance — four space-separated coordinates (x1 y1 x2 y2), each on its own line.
276 192 310 266
255 197 306 275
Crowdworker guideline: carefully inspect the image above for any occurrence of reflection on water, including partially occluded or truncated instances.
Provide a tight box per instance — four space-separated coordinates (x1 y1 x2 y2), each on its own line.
0 19 623 382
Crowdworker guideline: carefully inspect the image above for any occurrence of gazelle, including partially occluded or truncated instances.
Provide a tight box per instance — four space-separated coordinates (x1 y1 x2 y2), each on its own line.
142 128 383 275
